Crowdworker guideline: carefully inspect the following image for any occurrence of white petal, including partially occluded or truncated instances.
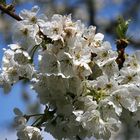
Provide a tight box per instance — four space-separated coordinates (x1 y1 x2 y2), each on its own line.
94 33 104 41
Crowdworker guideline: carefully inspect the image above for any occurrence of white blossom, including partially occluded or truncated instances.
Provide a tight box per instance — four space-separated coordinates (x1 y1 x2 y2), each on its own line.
1 6 140 140
0 72 11 93
19 5 47 26
17 126 43 140
111 87 138 112
13 22 41 49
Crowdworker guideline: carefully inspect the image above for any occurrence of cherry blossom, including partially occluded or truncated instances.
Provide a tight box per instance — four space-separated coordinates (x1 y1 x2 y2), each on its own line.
0 5 140 140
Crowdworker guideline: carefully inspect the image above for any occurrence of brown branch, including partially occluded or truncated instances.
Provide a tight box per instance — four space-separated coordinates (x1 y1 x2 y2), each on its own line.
86 0 96 26
0 3 53 45
0 4 22 21
130 39 140 47
116 39 129 69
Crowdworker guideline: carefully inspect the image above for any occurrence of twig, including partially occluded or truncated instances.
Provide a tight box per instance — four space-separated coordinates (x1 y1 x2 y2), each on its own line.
24 113 44 118
130 39 140 47
31 116 42 126
0 4 22 21
116 39 129 69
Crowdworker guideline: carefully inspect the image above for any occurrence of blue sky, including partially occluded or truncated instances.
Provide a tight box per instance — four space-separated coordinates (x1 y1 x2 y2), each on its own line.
0 39 54 139
0 1 38 139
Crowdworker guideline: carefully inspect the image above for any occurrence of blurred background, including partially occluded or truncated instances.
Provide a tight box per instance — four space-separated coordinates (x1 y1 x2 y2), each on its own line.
0 0 140 139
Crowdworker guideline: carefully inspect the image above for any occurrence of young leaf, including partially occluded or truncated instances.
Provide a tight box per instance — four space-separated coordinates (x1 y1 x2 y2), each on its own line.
116 16 131 39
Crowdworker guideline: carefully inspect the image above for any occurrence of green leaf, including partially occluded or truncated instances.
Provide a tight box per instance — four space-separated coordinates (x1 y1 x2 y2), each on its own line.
116 16 131 39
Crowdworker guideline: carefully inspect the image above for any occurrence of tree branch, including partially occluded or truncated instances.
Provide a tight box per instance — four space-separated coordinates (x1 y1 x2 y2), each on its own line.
0 4 22 21
130 39 140 47
86 0 97 26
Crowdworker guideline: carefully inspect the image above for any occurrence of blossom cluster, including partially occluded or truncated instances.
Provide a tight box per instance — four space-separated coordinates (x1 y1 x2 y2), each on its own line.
1 6 140 140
